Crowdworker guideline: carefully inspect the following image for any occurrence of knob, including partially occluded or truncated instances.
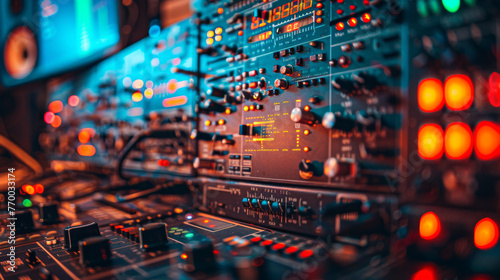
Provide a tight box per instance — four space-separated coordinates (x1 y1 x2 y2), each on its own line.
298 159 321 179
332 78 357 95
280 66 293 76
139 222 168 250
26 249 37 264
324 158 357 178
191 129 215 141
39 203 60 225
15 209 35 234
193 158 217 170
274 79 289 90
180 239 216 273
322 112 357 131
290 108 318 125
64 222 101 251
338 55 351 68
207 87 227 98
79 236 112 267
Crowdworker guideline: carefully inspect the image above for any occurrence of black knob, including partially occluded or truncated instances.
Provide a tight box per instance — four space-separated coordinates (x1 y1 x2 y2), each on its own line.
323 158 357 178
39 203 60 225
298 159 321 179
280 66 293 76
207 87 227 98
26 249 37 264
180 239 216 273
338 55 351 68
322 112 357 131
139 223 168 250
64 222 101 251
274 79 289 90
290 108 318 125
79 236 112 267
15 209 34 234
193 158 217 170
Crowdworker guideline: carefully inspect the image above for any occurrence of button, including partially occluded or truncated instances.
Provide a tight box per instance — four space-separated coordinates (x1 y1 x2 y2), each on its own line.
259 200 270 211
226 57 235 63
329 60 337 67
296 45 304 52
309 41 321 48
79 236 112 267
273 65 280 73
235 75 243 82
271 202 282 213
273 52 280 59
16 210 35 234
298 249 314 259
26 249 37 264
258 80 266 88
310 54 318 62
280 66 293 75
280 49 289 57
353 41 365 49
309 96 321 104
273 89 280 95
341 44 352 52
274 79 288 90
249 82 258 89
250 236 262 243
242 167 252 172
139 223 168 250
284 246 299 256
271 243 286 251
267 89 274 96
286 205 295 217
243 155 252 160
288 48 295 55
250 198 260 209
339 56 351 68
242 198 250 207
312 79 318 86
318 53 326 61
260 240 273 247
229 155 241 159
64 222 100 251
180 240 216 273
295 58 303 66
39 203 60 225
318 78 326 84
297 81 304 88
249 70 257 77
259 68 266 74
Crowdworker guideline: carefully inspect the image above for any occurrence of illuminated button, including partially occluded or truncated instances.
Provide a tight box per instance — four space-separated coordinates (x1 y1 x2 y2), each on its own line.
280 66 293 75
338 56 351 68
249 70 257 77
335 22 345 31
418 78 444 112
280 49 289 57
298 249 314 259
443 0 460 13
309 41 321 48
260 240 273 247
250 198 260 209
271 243 286 251
318 53 326 61
271 202 282 213
284 246 299 256
259 200 270 211
249 82 258 89
341 44 352 52
474 218 499 250
444 75 474 111
444 122 473 160
316 3 323 9
361 13 371 23
348 18 358 27
489 72 500 107
242 198 250 207
474 121 500 160
259 68 266 74
418 124 444 160
419 212 441 240
353 41 365 50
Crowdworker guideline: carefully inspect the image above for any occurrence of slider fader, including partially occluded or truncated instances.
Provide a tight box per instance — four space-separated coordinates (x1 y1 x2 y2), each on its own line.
2 0 500 279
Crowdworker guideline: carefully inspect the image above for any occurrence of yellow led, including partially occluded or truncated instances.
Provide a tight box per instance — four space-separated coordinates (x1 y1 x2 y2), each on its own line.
207 30 214 37
206 38 214 45
215 35 222 42
215 27 223 35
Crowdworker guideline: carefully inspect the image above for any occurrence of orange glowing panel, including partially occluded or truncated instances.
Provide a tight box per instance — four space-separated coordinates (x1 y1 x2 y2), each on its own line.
474 121 500 160
444 123 473 160
418 124 444 160
489 72 500 107
419 212 441 240
68 95 80 107
444 75 474 111
51 115 62 128
77 145 96 157
474 218 499 250
78 130 91 144
418 79 444 112
162 96 188 108
48 100 63 113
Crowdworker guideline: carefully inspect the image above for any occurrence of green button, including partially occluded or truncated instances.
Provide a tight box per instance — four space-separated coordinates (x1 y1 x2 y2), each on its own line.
185 233 194 238
171 227 178 230
442 0 460 13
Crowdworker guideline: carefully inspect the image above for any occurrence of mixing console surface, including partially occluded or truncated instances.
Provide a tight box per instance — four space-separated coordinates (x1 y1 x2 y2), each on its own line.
2 0 500 279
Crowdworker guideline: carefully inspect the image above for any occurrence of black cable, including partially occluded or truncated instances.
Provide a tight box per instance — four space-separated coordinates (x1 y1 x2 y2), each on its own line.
116 129 186 180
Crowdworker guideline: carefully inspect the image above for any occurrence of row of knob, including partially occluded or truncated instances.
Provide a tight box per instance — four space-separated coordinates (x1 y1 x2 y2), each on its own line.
241 198 314 218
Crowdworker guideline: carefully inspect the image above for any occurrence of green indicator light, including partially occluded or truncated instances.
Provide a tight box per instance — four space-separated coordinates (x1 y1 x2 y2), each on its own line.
429 0 442 14
442 0 460 13
23 199 32 208
185 233 194 238
417 0 429 17
171 227 178 230
464 0 476 5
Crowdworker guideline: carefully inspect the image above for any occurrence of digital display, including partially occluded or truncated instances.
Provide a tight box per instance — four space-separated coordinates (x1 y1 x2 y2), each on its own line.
248 31 273 43
251 0 313 30
276 17 314 34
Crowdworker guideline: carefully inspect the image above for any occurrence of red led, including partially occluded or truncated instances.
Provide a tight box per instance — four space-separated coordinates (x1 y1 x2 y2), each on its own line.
489 72 500 107
209 224 215 228
316 3 323 9
348 18 357 27
337 9 343 15
250 236 262 243
260 240 273 246
361 13 371 23
180 254 188 259
238 30 243 36
284 246 299 255
44 111 55 124
335 22 345 31
203 219 210 223
337 0 344 3
316 18 323 24
271 243 286 251
298 249 314 259
350 5 356 10
34 184 44 194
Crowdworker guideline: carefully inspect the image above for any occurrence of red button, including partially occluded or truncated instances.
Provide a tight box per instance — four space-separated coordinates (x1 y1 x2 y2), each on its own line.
250 236 262 243
271 243 286 251
285 246 299 255
260 240 273 247
298 249 314 259
249 82 258 89
249 70 257 77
